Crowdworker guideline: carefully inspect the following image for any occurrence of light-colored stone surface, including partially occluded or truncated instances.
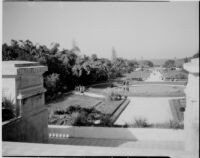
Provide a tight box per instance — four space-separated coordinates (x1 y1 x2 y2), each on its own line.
2 141 191 157
183 58 199 157
2 78 16 102
115 97 183 125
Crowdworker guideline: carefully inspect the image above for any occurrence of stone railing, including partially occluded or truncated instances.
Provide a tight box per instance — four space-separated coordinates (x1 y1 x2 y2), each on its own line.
48 125 184 142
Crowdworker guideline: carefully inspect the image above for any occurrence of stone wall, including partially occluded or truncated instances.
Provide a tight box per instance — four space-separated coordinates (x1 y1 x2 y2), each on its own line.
183 58 199 157
48 125 184 141
2 61 48 143
3 109 47 143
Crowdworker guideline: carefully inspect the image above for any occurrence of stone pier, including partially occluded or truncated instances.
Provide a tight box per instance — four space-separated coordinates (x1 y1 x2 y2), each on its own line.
183 58 199 158
2 61 48 143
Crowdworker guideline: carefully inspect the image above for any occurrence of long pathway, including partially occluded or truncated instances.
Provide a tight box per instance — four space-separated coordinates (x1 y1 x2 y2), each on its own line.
115 97 184 125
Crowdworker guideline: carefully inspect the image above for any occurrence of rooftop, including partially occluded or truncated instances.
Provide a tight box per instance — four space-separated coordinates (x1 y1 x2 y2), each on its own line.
2 61 47 75
2 60 40 67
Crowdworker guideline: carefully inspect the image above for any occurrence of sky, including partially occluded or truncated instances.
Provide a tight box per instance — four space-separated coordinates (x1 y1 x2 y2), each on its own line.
3 2 199 60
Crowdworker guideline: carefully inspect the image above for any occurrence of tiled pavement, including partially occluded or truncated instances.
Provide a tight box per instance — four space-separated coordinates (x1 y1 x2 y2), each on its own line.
49 137 184 151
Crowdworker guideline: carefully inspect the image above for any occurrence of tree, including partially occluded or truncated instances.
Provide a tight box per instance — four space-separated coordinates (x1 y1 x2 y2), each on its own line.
2 39 140 102
163 60 175 68
127 60 139 72
44 73 60 102
184 57 189 63
2 43 18 60
142 60 154 67
49 42 60 55
91 54 98 61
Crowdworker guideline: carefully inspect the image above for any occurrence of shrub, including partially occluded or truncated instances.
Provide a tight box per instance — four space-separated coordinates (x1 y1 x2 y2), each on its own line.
71 111 89 126
99 115 113 127
127 118 151 128
169 120 184 129
106 88 122 101
163 60 175 68
153 120 184 129
66 105 81 114
2 97 16 121
44 73 60 102
133 118 151 128
54 108 67 115
50 105 113 126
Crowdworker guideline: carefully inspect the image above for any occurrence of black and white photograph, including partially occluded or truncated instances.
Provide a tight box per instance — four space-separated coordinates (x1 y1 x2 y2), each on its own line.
1 0 199 157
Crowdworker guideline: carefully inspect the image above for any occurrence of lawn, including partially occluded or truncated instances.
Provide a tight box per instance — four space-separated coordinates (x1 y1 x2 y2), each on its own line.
128 81 187 85
87 82 119 95
124 70 151 81
47 94 102 113
160 69 188 81
95 99 126 115
88 84 185 97
126 85 185 97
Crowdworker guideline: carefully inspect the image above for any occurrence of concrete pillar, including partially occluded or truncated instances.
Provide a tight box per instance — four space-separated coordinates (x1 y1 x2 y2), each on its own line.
183 58 199 157
2 61 48 143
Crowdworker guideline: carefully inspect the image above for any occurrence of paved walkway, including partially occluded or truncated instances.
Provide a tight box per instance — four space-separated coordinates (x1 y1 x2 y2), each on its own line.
115 97 183 125
74 91 105 98
3 140 191 157
146 70 164 82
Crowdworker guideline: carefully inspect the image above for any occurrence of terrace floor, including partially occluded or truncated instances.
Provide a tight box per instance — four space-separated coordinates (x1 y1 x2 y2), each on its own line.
3 140 192 158
49 137 184 150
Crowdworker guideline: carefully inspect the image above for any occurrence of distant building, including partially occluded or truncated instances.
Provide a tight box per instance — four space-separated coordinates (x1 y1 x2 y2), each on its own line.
71 40 81 54
111 47 117 62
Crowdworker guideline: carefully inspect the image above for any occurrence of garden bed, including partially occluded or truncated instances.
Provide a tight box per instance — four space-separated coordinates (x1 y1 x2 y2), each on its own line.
47 94 102 112
95 99 126 115
48 105 112 126
47 92 129 126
